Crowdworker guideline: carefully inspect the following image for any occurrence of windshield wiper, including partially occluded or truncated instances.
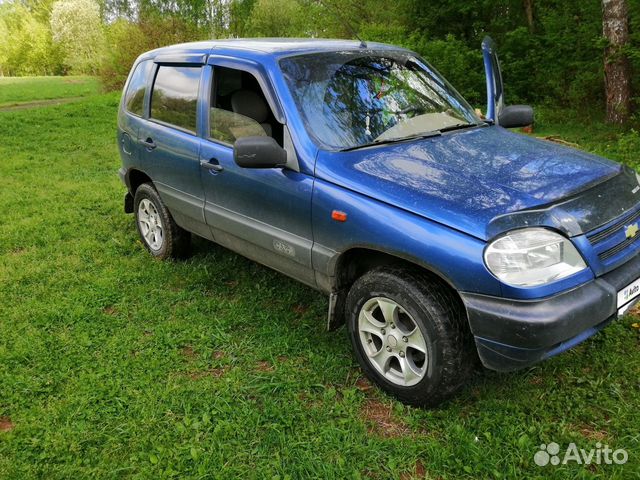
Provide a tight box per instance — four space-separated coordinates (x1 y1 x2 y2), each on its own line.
340 131 442 152
340 122 488 152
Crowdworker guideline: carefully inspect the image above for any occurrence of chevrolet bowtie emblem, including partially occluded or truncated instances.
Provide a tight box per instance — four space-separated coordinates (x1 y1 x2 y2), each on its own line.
625 223 639 239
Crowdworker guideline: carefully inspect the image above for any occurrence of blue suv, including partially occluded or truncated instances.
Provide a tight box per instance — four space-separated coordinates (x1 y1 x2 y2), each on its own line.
118 38 640 406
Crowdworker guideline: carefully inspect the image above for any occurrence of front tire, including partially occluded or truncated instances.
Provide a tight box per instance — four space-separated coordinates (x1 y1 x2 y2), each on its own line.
346 266 474 407
133 183 190 259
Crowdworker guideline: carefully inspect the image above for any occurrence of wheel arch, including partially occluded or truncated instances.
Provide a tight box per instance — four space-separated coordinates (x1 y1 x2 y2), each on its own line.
326 246 466 330
332 246 459 292
126 168 153 195
122 168 154 214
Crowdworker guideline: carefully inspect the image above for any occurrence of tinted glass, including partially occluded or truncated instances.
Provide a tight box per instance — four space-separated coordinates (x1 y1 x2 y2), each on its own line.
210 107 267 144
124 60 152 116
280 52 479 150
209 66 273 144
151 66 201 133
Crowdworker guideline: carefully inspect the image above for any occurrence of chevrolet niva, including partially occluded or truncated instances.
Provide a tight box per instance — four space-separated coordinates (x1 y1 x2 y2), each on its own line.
118 38 640 406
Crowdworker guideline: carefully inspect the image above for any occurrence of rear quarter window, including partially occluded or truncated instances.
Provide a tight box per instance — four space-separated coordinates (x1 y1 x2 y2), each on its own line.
150 65 201 133
124 60 153 116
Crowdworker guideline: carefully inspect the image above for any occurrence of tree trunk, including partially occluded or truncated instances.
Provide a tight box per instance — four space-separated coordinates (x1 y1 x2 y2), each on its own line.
523 0 534 32
602 0 631 124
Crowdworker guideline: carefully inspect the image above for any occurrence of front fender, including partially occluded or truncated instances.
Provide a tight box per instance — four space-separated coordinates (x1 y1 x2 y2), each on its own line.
311 178 501 296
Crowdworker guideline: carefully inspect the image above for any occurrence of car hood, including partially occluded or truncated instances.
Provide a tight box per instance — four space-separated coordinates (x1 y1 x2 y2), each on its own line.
315 126 623 240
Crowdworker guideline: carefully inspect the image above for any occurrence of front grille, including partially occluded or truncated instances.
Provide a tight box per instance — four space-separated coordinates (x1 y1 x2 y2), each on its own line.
587 206 640 264
588 208 640 245
599 234 640 261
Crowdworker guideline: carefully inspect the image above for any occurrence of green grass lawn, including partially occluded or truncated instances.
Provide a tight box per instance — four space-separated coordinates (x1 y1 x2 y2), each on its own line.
0 76 101 107
532 108 640 170
0 77 638 479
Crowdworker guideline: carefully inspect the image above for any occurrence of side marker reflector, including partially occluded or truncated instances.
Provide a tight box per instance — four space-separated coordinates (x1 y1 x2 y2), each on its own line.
331 210 348 222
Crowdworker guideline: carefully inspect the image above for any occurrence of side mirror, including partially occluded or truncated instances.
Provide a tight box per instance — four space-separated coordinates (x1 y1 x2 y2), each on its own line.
498 105 534 129
234 136 287 169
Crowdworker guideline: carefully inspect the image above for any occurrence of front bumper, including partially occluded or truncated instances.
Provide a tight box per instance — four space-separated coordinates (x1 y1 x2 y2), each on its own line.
462 252 640 371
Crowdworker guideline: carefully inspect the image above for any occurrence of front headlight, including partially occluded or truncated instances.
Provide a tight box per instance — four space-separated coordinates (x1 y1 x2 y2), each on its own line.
484 228 587 287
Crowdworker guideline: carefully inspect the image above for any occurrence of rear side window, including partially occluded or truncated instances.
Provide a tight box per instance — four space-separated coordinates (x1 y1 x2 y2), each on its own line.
150 65 201 133
124 60 152 116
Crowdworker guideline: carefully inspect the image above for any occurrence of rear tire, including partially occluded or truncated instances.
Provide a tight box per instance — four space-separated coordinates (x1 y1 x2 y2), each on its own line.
133 183 190 259
346 266 475 407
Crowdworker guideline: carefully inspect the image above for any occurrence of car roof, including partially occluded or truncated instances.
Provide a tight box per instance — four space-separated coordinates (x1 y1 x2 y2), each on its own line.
142 38 409 61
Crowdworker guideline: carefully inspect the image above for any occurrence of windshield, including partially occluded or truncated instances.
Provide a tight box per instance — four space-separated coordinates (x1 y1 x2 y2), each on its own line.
279 51 480 150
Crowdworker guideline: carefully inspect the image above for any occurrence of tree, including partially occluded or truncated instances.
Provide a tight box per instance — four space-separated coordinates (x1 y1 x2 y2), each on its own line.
0 17 8 76
0 2 61 76
523 0 534 32
602 0 631 124
229 0 257 37
246 0 307 37
50 0 105 74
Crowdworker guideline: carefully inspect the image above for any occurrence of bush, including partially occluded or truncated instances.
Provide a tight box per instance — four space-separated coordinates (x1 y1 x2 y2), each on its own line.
98 15 207 91
0 3 63 76
98 20 147 91
246 0 306 37
413 35 485 107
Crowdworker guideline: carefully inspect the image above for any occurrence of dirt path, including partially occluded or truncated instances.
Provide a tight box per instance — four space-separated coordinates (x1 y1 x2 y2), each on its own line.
0 96 87 112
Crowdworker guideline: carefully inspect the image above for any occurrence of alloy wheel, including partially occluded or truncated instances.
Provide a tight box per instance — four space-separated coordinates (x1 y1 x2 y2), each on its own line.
358 296 428 386
137 198 164 251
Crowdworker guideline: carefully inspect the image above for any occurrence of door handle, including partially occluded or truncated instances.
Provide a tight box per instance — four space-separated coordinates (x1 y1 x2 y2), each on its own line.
142 137 157 150
200 158 224 173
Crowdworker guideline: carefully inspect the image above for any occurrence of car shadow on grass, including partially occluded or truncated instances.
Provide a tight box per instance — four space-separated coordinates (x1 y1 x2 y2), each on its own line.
181 237 636 413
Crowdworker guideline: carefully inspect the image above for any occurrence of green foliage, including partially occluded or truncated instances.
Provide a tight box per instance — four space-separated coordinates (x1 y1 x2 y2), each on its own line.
228 0 257 37
246 0 307 37
533 106 640 169
411 34 485 107
1 0 638 117
532 1 604 107
0 81 639 478
97 15 207 91
98 19 147 91
0 17 9 72
399 0 610 108
50 0 105 74
0 2 62 76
